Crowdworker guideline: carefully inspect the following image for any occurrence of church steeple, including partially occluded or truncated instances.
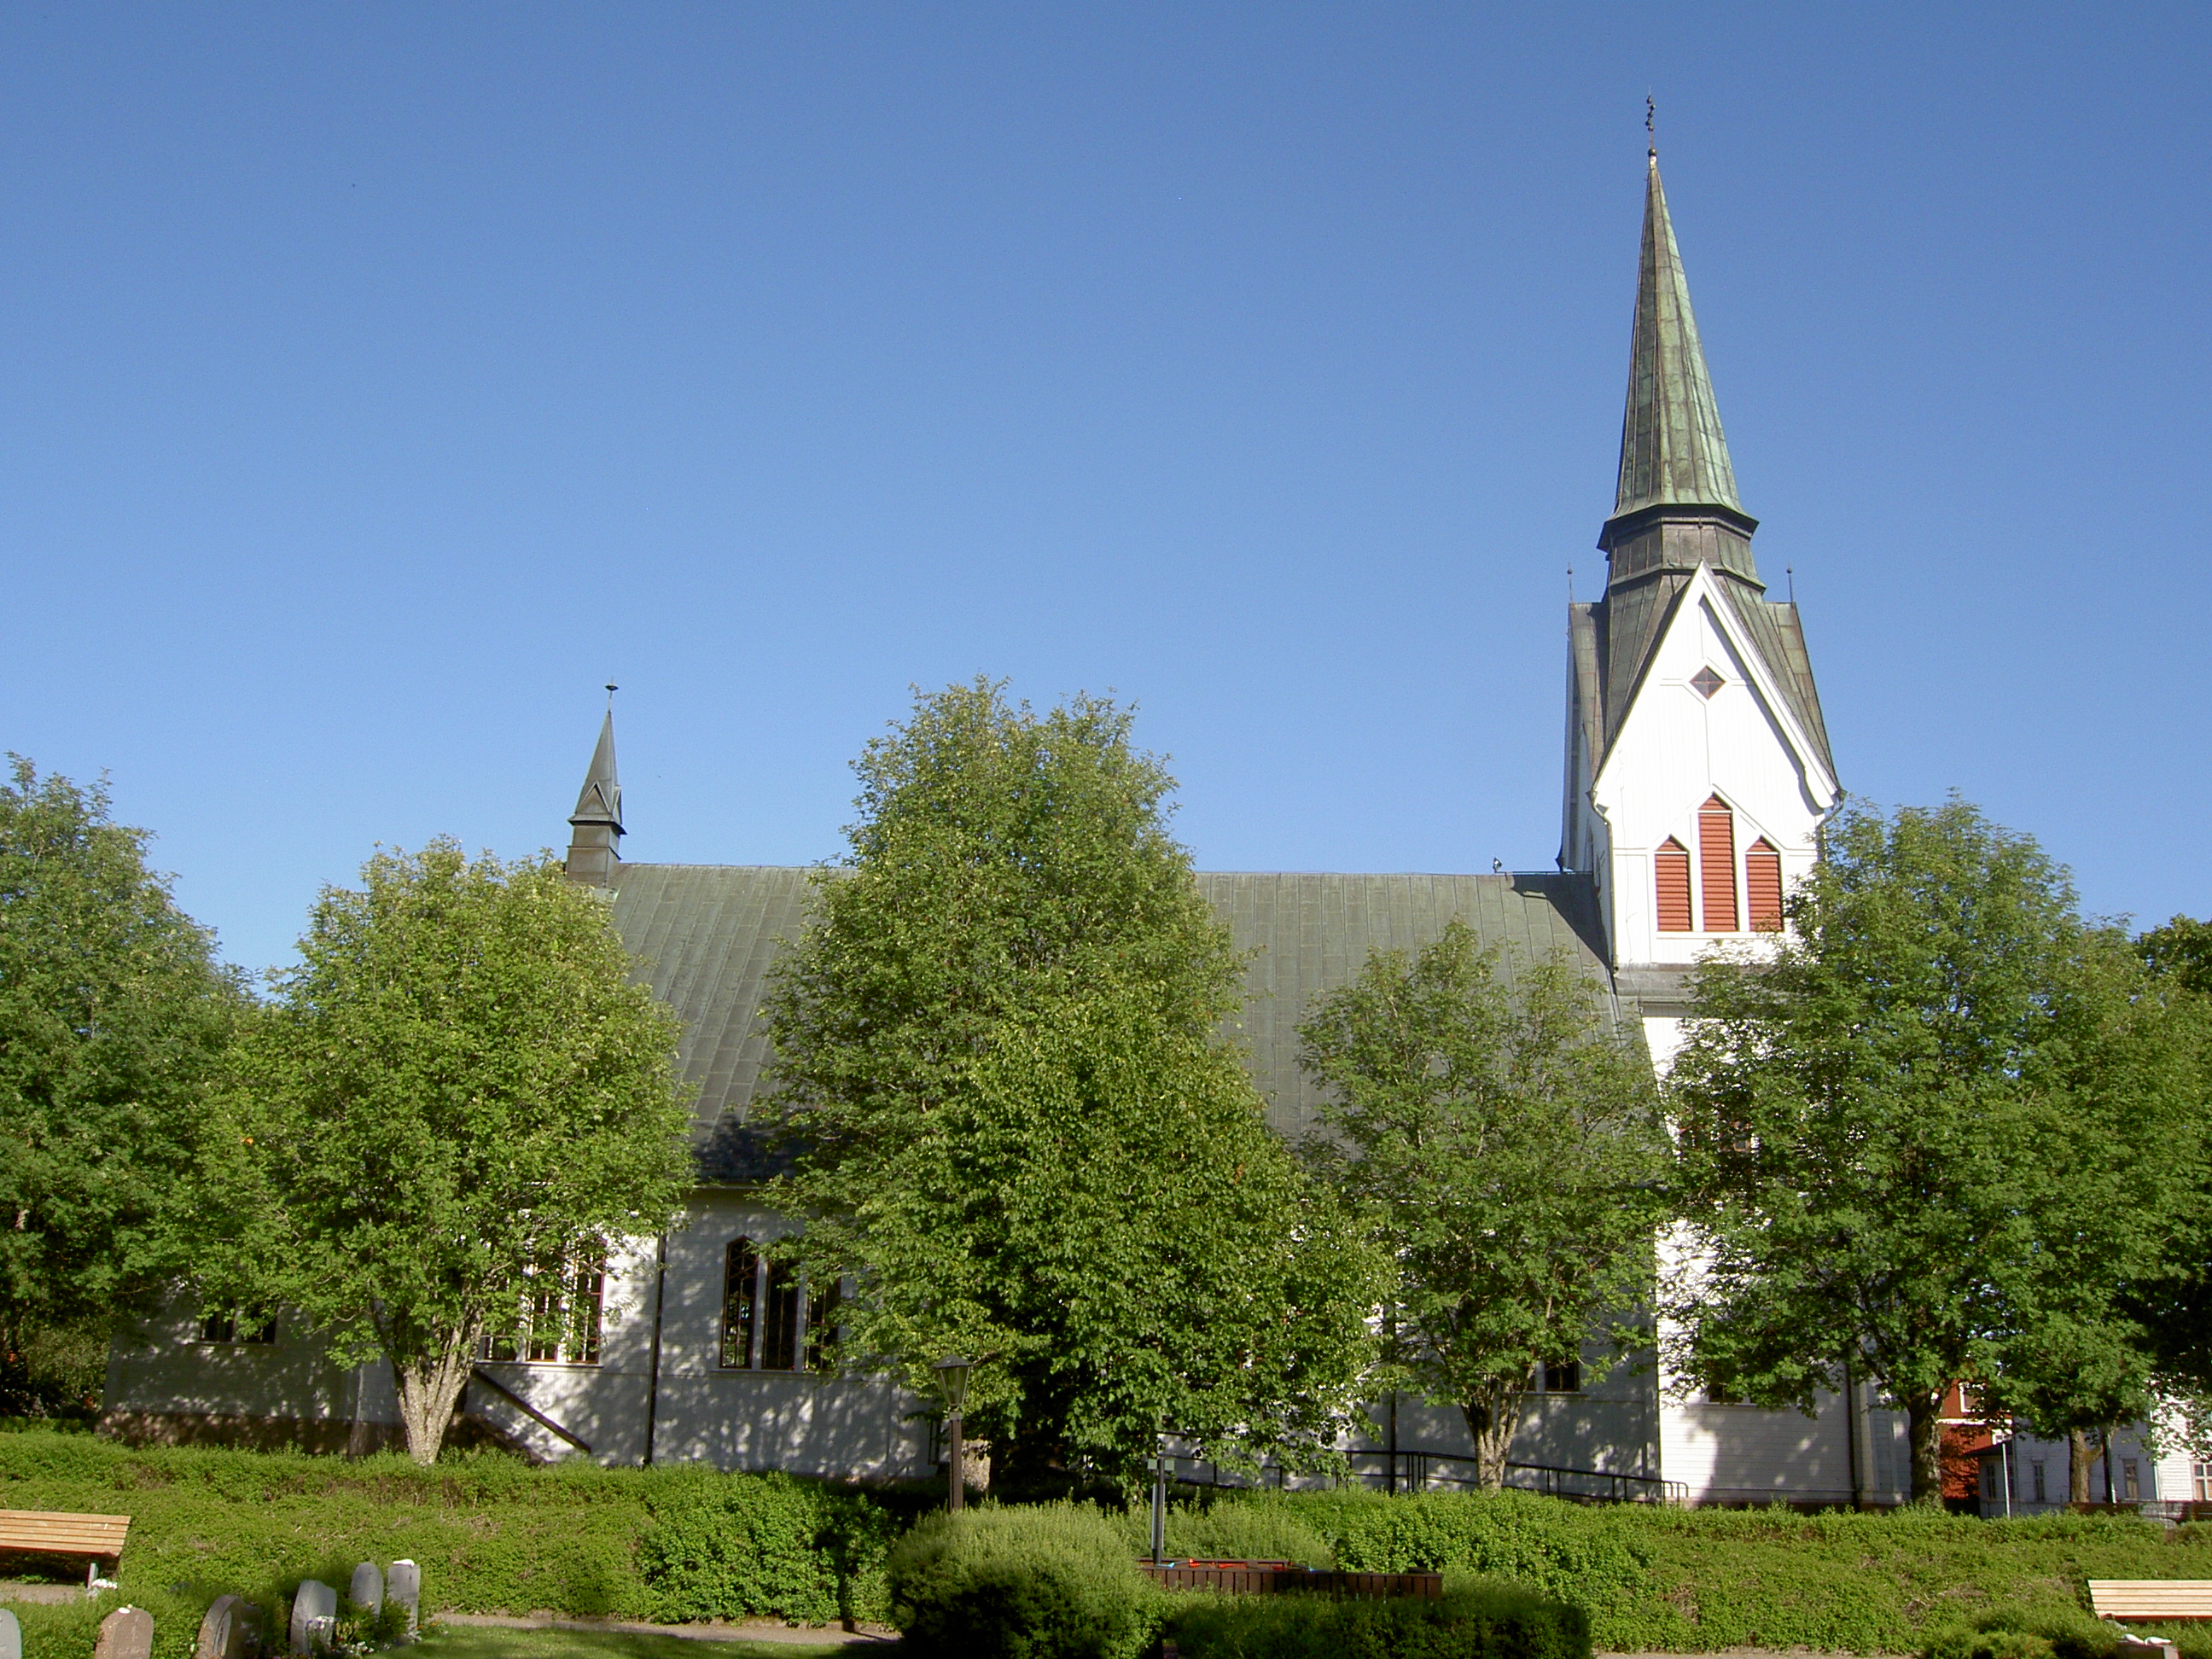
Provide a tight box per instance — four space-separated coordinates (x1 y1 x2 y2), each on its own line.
1611 153 1742 523
1598 151 1761 590
1561 152 1837 908
565 699 624 887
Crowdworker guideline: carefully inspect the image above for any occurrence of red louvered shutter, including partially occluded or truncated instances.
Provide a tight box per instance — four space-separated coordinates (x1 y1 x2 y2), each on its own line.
1700 796 1738 932
1655 838 1692 932
1745 838 1783 932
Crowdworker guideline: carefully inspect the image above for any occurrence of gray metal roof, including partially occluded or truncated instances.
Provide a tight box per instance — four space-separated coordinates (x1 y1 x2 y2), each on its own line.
608 863 1613 1179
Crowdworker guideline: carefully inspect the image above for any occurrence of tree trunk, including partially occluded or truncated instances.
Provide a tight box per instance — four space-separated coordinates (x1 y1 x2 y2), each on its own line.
2069 1429 2094 1504
1462 1375 1524 1493
1905 1392 1945 1505
391 1324 480 1467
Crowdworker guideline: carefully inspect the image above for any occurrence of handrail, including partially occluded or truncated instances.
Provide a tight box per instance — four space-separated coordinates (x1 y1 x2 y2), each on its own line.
468 1365 593 1453
1349 1448 1685 1505
1163 1447 1685 1506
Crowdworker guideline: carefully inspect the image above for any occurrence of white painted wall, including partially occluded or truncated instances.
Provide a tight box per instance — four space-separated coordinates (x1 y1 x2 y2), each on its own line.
1592 571 1837 971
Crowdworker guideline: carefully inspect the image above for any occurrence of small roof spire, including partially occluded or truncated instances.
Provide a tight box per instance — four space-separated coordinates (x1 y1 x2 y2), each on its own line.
565 695 624 886
1610 154 1743 521
571 707 623 833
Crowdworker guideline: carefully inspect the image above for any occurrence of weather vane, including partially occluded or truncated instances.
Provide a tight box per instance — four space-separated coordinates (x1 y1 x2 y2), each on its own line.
605 683 619 709
1646 95 1656 156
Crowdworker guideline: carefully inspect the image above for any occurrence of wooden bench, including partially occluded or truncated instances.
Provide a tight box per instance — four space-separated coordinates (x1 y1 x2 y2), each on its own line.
2088 1581 2212 1623
0 1510 132 1589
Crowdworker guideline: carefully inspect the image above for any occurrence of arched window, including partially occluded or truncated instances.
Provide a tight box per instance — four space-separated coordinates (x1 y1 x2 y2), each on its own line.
1699 796 1738 932
1655 838 1692 932
806 1278 843 1372
721 1238 759 1370
1745 839 1783 932
761 1260 801 1371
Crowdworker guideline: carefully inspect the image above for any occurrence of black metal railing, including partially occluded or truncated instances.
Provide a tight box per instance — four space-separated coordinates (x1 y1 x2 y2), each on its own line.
1163 1447 1685 1507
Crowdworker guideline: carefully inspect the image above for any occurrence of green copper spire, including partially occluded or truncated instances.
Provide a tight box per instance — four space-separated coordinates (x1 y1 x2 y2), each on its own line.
1612 154 1742 519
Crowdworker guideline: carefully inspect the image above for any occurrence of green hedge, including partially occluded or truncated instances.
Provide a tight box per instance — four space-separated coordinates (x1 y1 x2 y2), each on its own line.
1166 1577 1589 1659
1261 1488 2212 1654
888 1505 1161 1659
0 1426 896 1658
9 1427 2212 1659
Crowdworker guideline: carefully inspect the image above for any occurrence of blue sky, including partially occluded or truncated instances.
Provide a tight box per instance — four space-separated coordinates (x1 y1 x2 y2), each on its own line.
8 3 2209 974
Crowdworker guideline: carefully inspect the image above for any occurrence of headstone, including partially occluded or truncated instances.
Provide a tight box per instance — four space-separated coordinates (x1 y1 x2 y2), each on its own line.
347 1563 382 1615
94 1605 154 1659
0 1607 20 1659
288 1581 336 1656
385 1562 420 1633
197 1595 264 1659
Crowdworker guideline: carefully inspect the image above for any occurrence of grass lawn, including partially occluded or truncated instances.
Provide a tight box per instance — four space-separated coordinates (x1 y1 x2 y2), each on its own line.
417 1625 865 1659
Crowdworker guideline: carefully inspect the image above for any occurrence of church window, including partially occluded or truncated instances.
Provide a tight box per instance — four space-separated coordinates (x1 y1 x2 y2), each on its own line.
761 1259 802 1371
1540 1358 1580 1394
1699 796 1738 932
2034 1461 2047 1503
1745 839 1783 932
1655 839 1692 932
722 1239 760 1369
521 1251 603 1365
1690 665 1725 699
2196 1462 2211 1501
806 1278 842 1372
199 1309 276 1345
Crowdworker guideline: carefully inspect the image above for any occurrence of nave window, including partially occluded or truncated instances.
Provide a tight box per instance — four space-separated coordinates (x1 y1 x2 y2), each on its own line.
199 1309 277 1345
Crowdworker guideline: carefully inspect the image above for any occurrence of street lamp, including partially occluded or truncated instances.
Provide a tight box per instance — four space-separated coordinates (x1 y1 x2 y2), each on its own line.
932 1356 973 1512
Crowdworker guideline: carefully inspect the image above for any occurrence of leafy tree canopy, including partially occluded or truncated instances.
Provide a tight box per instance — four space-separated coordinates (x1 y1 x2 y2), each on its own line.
1297 918 1668 1489
2128 912 2212 1426
1666 797 2202 1502
765 680 1384 1493
0 757 244 1412
207 841 692 1463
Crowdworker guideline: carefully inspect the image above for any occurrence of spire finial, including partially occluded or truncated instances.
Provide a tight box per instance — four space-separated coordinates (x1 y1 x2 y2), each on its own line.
605 682 618 710
1646 93 1656 159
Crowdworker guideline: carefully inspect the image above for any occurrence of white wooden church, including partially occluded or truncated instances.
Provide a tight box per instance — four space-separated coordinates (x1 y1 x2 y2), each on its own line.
105 156 2188 1508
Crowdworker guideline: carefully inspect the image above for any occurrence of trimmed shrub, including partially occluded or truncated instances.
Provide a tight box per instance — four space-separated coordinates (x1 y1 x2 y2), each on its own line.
888 1504 1162 1659
636 1466 896 1624
1166 1578 1591 1659
1123 1495 1337 1569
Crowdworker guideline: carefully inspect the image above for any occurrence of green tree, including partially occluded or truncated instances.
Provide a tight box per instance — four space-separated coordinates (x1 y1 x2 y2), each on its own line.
209 841 691 1464
1295 919 1667 1490
2127 913 2212 1458
0 758 244 1412
1665 799 2193 1502
763 680 1383 1492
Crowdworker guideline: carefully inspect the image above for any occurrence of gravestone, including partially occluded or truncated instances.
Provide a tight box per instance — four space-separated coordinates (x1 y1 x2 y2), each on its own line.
0 1606 20 1659
288 1581 336 1656
196 1594 262 1659
347 1563 382 1615
95 1605 154 1659
385 1562 419 1633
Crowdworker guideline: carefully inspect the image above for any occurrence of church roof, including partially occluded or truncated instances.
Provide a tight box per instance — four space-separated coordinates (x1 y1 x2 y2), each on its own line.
1611 154 1741 522
607 863 1615 1183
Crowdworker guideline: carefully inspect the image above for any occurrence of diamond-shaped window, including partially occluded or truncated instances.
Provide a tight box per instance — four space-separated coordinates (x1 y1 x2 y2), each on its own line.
1691 666 1725 700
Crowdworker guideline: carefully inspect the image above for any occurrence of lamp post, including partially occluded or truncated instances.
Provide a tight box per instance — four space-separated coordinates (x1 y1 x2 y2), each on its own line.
933 1356 973 1512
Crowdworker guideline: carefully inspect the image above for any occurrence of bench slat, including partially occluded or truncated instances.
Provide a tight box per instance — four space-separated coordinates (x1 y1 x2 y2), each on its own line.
2089 1580 2212 1621
0 1511 132 1557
